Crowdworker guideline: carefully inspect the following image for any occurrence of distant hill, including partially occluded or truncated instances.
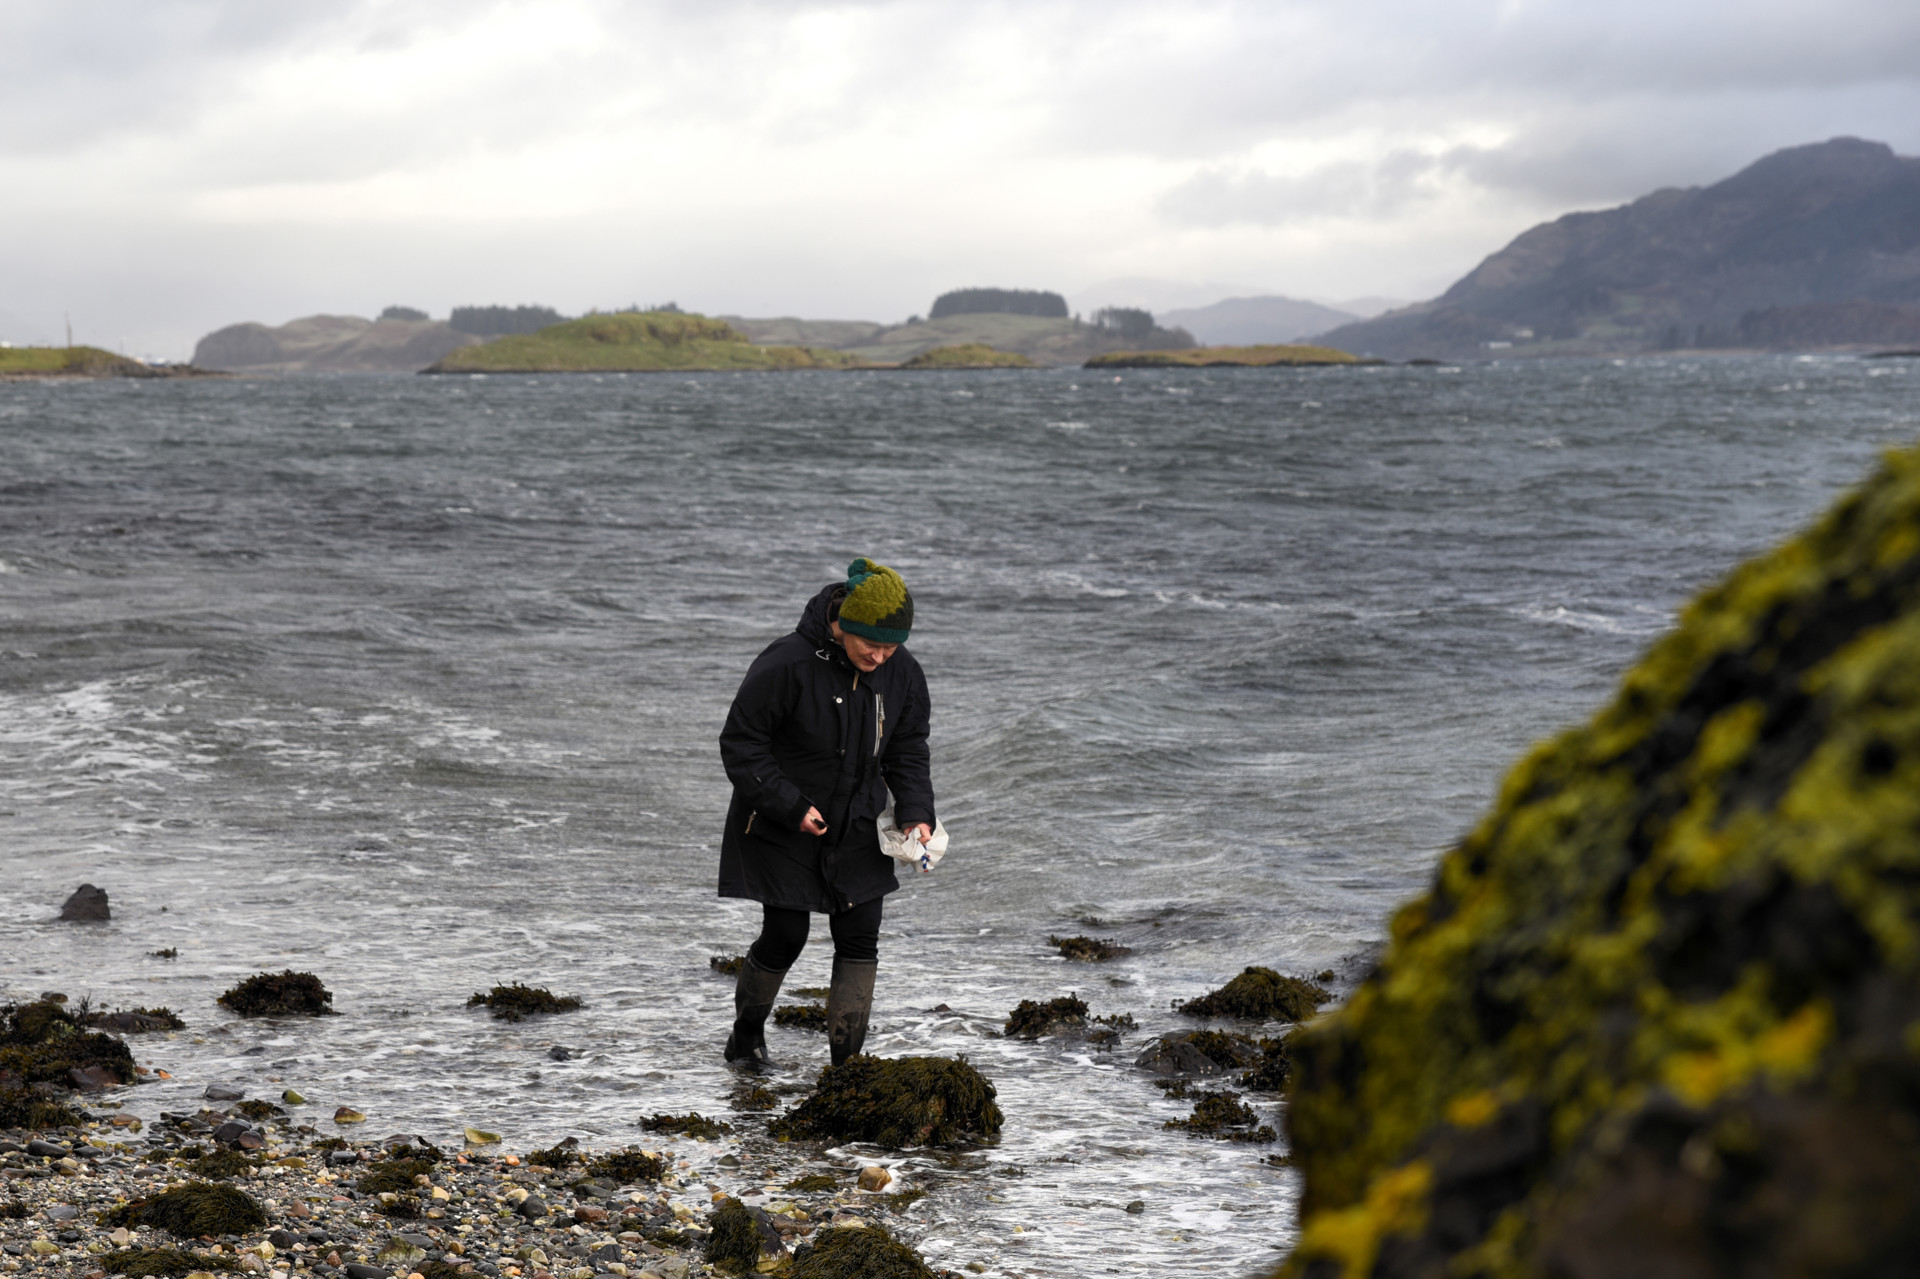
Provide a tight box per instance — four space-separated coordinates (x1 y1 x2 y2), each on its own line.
839 312 1191 366
1157 296 1360 345
193 314 485 373
929 288 1068 320
1318 137 1920 358
422 311 856 373
721 317 886 349
1 345 216 379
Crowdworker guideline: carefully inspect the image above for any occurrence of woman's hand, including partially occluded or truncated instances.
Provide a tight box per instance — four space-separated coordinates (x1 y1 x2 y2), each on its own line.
902 822 932 845
801 807 828 836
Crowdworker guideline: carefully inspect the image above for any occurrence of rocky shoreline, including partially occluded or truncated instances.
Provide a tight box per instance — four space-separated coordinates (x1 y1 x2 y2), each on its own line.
0 1096 948 1279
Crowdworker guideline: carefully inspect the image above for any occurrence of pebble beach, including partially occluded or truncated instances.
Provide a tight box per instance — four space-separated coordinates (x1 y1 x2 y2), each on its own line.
1 1088 946 1279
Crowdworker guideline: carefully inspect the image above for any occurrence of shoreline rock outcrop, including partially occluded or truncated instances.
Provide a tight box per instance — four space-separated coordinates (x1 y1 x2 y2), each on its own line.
57 885 109 922
1279 443 1920 1277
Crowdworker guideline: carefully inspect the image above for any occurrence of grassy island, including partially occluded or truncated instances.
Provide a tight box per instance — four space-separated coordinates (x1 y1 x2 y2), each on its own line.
1084 343 1363 369
0 346 214 379
897 343 1035 369
421 311 858 374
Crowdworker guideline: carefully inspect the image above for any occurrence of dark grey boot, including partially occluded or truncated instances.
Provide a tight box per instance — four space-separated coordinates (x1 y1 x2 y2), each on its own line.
826 957 877 1068
724 955 787 1066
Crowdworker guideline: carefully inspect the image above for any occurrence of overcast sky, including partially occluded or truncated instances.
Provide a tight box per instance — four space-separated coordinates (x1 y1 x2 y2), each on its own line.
4 0 1919 357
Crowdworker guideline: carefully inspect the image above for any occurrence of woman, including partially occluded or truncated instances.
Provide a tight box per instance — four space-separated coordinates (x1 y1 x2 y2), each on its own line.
716 557 936 1068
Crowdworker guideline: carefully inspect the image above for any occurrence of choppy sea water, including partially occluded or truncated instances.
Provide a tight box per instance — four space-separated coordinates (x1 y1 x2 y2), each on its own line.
2 356 1915 1276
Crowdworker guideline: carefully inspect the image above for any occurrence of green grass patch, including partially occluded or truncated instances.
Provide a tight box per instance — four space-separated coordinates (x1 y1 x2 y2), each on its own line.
425 311 857 373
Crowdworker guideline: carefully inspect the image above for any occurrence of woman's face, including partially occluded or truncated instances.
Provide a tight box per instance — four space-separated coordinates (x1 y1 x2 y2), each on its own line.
829 621 898 672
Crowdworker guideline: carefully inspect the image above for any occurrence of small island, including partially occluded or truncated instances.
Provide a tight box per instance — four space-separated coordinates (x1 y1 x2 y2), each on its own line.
421 311 857 374
1084 342 1364 369
897 343 1035 369
0 345 218 380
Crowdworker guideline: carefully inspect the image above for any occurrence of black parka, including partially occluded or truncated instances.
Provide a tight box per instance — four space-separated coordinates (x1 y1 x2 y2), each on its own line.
717 583 937 913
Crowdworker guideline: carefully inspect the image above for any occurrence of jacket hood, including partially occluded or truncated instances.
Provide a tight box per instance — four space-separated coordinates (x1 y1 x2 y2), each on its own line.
796 582 843 649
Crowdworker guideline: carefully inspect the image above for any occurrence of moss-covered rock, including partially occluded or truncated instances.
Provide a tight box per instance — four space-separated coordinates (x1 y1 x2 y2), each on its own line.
216 971 335 1018
465 982 580 1021
1164 1089 1278 1143
99 1182 267 1237
770 1055 1003 1148
1280 444 1920 1277
1180 967 1329 1021
791 1224 938 1278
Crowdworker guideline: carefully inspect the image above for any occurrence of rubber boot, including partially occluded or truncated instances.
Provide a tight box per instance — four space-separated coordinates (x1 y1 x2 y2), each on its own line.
723 955 787 1067
826 956 877 1068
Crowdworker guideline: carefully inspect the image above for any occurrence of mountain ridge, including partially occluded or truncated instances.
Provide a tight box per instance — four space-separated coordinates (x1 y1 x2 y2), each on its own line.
1319 137 1920 359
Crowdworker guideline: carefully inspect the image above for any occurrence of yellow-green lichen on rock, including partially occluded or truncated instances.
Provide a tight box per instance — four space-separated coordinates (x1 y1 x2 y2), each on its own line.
1280 444 1920 1278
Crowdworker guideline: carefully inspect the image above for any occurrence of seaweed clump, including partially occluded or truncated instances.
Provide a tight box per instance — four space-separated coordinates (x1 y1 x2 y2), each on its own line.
525 1140 580 1169
0 1200 28 1219
641 1112 732 1140
216 971 335 1018
102 1246 233 1275
79 1006 187 1033
586 1148 664 1183
356 1157 435 1194
705 1196 777 1273
709 954 746 976
0 998 137 1090
0 1086 85 1130
235 1099 283 1120
1240 1033 1297 1093
771 1055 1003 1148
791 1224 938 1279
786 1173 840 1192
99 1181 267 1237
187 1148 255 1179
732 1082 780 1111
1178 967 1329 1021
1049 935 1132 961
1280 445 1920 1277
1164 1088 1276 1143
774 1002 828 1031
465 983 582 1022
1004 995 1087 1038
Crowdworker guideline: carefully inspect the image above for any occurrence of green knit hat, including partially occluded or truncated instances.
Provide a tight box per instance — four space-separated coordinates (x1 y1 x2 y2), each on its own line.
837 557 913 643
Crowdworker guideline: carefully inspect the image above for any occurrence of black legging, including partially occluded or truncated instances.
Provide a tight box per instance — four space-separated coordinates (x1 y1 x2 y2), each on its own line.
749 897 883 970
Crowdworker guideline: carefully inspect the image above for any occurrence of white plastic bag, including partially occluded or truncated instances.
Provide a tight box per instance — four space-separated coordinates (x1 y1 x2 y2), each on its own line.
878 804 949 873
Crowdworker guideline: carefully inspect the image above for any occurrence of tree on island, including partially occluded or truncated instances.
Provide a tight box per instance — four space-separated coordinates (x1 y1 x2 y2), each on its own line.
929 288 1070 320
450 305 570 336
379 305 429 322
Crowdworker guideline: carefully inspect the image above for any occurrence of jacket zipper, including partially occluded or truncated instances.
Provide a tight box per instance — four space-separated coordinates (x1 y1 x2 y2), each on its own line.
743 812 755 835
874 693 885 756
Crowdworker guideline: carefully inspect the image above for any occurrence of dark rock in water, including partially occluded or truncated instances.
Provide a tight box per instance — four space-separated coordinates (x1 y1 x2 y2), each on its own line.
1125 1199 1146 1214
56 885 108 922
204 1085 245 1101
770 1055 1002 1149
85 1007 185 1033
1178 967 1329 1021
1280 446 1920 1277
217 970 336 1018
547 1045 574 1060
98 1180 267 1237
790 1224 938 1278
1004 995 1087 1038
